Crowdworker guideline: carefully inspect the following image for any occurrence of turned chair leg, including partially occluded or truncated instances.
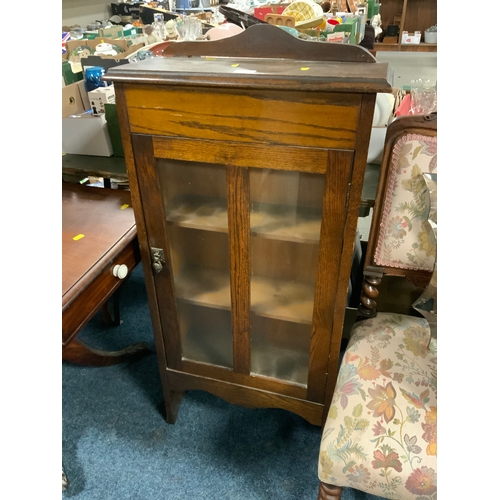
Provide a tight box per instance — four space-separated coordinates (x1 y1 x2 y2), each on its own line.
358 275 381 318
317 481 343 500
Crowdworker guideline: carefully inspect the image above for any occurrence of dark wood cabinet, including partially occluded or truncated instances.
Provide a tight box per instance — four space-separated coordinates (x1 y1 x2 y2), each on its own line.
106 25 391 426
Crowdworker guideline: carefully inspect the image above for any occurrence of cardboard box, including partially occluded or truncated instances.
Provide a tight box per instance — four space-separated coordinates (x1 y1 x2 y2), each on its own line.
62 81 88 116
367 92 397 164
62 31 71 55
65 38 144 75
327 32 346 43
401 31 421 45
62 81 114 156
63 38 144 63
88 86 116 115
98 26 124 39
62 114 114 156
367 126 387 163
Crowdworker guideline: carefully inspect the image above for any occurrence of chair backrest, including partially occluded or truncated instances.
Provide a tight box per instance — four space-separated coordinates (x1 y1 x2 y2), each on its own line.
359 113 437 317
412 171 437 337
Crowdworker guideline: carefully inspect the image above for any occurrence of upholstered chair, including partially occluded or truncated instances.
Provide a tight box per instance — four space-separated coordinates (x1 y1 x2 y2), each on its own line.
358 114 437 318
317 113 437 500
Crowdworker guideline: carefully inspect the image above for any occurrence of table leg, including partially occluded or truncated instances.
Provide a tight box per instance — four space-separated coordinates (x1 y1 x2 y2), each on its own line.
101 291 123 327
62 338 150 366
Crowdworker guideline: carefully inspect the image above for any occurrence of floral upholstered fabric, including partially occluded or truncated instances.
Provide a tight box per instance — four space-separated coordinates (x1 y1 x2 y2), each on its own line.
374 134 437 271
318 313 437 499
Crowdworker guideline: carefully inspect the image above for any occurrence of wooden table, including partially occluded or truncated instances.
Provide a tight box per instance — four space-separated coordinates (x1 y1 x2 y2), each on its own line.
62 181 149 365
62 154 128 187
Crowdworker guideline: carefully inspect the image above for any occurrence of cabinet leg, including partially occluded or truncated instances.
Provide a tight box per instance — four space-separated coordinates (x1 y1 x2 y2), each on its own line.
62 338 151 366
164 391 184 424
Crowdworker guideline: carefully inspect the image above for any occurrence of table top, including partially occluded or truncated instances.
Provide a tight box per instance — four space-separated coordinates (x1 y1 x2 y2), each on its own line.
62 182 136 308
62 154 128 181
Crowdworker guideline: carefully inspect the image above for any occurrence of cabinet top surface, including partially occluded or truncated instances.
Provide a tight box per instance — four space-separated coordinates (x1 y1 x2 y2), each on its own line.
105 25 391 93
106 56 390 92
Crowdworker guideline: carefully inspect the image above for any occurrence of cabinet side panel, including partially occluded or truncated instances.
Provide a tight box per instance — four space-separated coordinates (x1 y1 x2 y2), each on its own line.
125 86 360 150
115 84 175 401
323 93 377 417
307 149 355 403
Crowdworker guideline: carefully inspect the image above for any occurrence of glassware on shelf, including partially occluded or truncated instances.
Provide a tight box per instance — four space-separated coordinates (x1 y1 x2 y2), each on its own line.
410 78 437 115
183 16 202 40
152 12 167 41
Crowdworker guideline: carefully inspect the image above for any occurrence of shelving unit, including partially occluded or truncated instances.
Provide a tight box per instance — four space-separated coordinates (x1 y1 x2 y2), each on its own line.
375 0 437 52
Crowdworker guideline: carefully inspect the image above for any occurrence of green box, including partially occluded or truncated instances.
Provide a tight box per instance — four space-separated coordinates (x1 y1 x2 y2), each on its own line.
62 60 83 85
300 19 359 45
104 103 124 157
332 23 356 45
98 26 124 39
124 27 140 37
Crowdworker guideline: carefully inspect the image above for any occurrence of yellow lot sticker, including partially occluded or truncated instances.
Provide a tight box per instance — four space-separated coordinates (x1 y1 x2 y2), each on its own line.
120 204 129 210
73 234 85 241
300 67 310 71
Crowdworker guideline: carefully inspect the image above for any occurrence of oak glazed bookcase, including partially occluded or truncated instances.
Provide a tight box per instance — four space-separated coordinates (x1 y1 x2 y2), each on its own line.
106 25 391 426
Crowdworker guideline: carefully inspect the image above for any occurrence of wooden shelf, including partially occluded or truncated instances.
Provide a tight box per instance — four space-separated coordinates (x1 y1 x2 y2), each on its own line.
375 43 437 53
165 195 322 243
166 195 228 233
174 265 315 324
175 266 231 311
250 345 309 387
251 202 321 243
181 326 309 386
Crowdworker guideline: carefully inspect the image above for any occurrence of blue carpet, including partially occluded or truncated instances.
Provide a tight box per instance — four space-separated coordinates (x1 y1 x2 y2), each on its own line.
62 264 385 500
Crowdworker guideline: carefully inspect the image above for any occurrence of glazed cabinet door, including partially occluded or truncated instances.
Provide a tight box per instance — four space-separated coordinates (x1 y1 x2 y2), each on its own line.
132 134 354 408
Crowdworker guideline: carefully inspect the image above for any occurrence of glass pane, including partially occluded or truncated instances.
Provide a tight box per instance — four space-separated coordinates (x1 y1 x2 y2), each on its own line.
249 169 325 385
157 160 233 368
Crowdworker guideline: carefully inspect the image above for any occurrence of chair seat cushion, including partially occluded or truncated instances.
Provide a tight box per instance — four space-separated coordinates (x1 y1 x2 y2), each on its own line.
318 313 437 499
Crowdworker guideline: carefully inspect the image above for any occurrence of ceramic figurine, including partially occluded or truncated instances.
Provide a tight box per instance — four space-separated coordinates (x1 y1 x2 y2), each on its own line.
165 20 179 40
371 13 382 38
143 25 159 45
95 42 118 56
69 45 95 63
